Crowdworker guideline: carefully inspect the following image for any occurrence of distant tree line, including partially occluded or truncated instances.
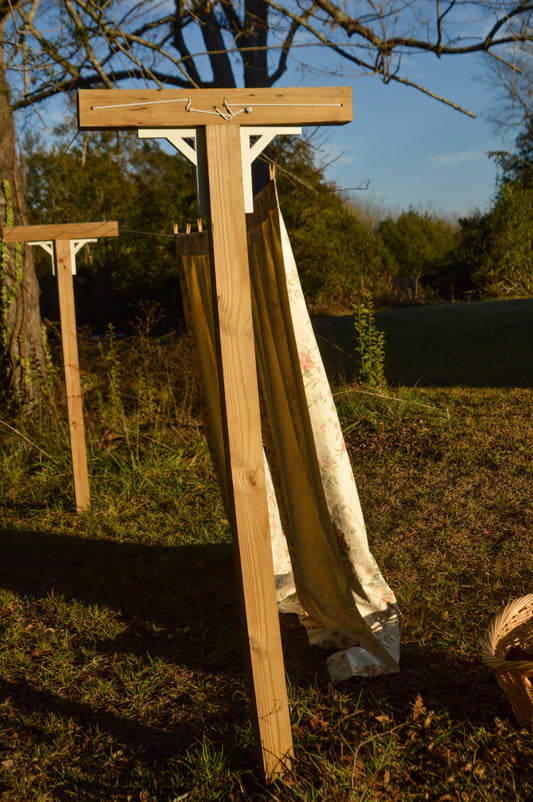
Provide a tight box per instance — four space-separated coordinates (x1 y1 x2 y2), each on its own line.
4 0 533 410
24 120 532 333
459 117 533 299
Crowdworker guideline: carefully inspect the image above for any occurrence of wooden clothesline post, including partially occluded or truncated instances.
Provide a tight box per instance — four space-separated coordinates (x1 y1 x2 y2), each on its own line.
77 87 352 780
2 222 119 511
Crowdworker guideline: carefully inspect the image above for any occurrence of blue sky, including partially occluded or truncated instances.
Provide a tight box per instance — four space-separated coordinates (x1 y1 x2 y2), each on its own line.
20 13 511 222
285 49 509 219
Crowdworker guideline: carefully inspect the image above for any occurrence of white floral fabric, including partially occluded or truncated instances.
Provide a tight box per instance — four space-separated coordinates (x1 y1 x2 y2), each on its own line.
176 180 401 682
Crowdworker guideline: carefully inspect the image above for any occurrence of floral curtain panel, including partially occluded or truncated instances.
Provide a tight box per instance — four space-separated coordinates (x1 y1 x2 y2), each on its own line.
176 180 401 682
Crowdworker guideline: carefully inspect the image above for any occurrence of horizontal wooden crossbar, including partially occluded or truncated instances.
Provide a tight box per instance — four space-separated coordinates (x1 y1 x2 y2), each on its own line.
2 221 119 242
78 87 353 130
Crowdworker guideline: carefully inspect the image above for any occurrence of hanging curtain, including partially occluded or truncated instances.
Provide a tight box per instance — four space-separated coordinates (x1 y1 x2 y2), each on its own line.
176 180 401 682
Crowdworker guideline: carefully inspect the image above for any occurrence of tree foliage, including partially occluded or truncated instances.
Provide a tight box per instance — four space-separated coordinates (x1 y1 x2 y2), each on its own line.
25 128 388 321
459 114 533 298
490 114 533 186
32 122 531 325
271 137 387 311
477 182 533 296
25 130 197 331
377 209 460 301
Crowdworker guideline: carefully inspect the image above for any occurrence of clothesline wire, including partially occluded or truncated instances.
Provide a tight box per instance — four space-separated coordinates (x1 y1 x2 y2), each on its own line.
120 228 175 239
91 98 343 112
259 151 369 194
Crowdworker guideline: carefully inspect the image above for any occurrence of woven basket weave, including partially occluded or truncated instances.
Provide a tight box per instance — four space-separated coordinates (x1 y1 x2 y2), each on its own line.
481 594 533 728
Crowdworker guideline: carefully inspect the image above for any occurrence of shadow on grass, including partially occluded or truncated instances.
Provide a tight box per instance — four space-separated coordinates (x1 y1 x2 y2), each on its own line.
345 644 513 728
0 527 514 736
0 675 193 773
0 526 244 675
313 298 533 387
0 527 260 791
280 614 515 730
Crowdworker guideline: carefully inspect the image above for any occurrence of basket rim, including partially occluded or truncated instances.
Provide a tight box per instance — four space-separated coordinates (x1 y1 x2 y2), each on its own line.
481 593 533 674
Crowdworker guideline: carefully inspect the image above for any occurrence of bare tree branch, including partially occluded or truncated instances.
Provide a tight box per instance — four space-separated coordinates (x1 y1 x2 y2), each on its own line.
4 0 533 119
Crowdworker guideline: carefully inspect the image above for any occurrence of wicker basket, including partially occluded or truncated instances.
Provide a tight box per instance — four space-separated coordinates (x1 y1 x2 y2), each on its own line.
481 594 533 728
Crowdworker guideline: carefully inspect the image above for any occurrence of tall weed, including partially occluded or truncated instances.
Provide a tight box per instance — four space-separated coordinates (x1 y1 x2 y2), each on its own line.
353 292 387 388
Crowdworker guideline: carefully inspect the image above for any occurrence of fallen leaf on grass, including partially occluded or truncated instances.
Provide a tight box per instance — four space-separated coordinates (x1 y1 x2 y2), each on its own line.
412 692 426 721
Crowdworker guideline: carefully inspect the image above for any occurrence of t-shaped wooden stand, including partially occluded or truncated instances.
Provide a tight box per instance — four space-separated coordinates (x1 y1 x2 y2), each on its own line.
78 87 352 780
2 222 119 511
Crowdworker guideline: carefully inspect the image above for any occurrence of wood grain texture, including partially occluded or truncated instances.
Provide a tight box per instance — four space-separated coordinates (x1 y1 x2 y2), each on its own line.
78 87 352 129
54 239 90 512
2 221 118 242
204 124 293 780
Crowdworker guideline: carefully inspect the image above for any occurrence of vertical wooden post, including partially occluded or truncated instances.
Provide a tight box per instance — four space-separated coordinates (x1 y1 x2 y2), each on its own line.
2 222 118 512
77 86 352 779
203 125 293 779
54 238 90 512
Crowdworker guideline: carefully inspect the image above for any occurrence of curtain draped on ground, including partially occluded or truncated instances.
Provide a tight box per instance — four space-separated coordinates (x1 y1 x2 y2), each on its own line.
176 180 401 682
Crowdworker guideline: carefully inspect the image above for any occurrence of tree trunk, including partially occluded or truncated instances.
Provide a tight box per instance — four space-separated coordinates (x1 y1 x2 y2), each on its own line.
241 0 269 89
242 0 271 191
0 31 47 412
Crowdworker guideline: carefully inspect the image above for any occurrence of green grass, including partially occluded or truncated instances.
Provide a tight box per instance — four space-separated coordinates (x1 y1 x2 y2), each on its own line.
314 297 533 387
0 301 532 800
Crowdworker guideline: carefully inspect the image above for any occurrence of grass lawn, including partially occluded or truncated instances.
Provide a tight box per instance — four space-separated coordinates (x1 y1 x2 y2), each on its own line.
313 298 533 387
0 299 532 800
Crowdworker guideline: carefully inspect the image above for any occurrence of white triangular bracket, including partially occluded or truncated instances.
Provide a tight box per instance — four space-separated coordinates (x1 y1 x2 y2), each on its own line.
70 239 97 275
29 240 55 274
138 126 301 214
29 238 97 275
240 127 300 213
